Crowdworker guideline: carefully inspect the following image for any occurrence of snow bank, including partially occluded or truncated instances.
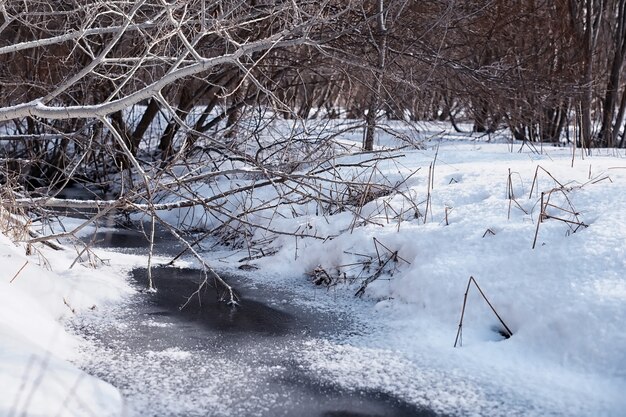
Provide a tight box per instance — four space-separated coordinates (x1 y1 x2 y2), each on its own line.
0 231 131 417
244 142 626 416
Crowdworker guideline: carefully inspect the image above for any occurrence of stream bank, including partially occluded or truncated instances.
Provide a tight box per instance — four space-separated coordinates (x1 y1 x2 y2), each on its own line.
69 226 439 417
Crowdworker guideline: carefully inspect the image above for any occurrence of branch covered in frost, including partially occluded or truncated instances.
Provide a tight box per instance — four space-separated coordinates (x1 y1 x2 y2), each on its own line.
0 33 309 122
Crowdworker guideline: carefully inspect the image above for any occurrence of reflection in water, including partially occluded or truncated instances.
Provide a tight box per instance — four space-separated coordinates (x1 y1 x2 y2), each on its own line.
132 266 294 336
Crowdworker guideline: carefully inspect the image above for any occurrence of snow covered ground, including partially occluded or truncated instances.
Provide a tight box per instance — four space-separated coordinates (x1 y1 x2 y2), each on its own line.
2 123 626 416
0 222 134 417
199 129 626 416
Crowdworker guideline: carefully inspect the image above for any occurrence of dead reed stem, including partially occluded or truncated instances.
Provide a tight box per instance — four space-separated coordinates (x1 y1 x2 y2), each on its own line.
454 276 513 348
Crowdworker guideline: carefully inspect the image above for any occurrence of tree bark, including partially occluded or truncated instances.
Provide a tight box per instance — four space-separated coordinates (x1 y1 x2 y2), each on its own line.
131 98 161 154
363 0 388 151
599 0 626 147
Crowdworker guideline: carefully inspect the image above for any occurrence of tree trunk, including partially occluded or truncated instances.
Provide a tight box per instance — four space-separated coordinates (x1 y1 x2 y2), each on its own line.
158 86 195 159
131 98 161 155
363 0 388 151
110 110 134 169
616 85 626 147
225 77 247 139
580 31 593 148
599 0 626 147
569 0 604 149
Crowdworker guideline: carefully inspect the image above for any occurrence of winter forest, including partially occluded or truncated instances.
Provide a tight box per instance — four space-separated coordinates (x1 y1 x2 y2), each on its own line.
1 1 626 417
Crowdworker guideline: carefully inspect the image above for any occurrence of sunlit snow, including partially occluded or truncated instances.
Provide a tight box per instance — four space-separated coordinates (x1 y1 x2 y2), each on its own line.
2 124 625 416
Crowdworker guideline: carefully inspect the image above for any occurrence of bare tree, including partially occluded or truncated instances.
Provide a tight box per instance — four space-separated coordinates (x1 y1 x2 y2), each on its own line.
4 0 626 304
599 0 626 147
0 0 355 301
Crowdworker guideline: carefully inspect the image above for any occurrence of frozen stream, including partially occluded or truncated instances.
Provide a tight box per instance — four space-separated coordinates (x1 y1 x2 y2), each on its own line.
69 226 440 417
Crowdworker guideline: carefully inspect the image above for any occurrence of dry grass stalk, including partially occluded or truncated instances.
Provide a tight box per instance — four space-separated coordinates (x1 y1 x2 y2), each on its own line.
306 237 409 297
454 276 513 348
9 261 28 283
528 165 565 199
507 168 528 219
532 185 588 249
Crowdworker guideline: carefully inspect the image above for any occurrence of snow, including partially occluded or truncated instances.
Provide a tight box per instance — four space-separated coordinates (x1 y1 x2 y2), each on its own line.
197 133 626 416
2 122 626 416
0 225 133 417
146 347 192 361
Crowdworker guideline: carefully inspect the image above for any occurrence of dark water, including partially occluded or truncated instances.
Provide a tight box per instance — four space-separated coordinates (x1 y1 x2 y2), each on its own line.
135 266 295 336
70 221 441 417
